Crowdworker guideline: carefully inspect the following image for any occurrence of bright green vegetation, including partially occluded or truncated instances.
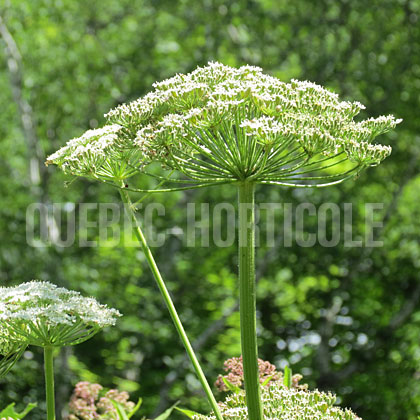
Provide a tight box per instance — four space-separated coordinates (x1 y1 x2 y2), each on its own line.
0 1 419 420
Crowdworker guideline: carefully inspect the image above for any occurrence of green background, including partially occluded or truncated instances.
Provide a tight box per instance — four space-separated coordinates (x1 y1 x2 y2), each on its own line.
0 1 419 419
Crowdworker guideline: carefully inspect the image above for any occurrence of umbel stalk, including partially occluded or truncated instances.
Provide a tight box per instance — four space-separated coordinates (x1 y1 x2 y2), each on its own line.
119 188 223 420
44 346 56 420
238 182 262 420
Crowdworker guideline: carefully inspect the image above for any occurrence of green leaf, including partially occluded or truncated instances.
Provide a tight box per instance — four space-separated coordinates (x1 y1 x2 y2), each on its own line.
261 374 274 386
222 377 242 393
18 403 37 419
154 402 179 420
283 365 292 388
0 402 37 419
110 400 130 420
127 398 143 418
175 406 202 419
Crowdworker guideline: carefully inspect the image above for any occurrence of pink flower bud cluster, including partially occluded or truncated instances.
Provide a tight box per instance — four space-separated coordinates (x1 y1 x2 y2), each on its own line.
66 381 135 420
215 356 306 392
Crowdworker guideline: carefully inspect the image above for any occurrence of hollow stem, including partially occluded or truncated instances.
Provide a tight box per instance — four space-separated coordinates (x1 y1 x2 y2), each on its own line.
44 346 56 420
119 188 223 420
238 181 262 420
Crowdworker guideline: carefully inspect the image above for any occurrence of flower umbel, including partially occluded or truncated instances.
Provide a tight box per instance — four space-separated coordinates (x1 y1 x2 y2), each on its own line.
45 125 144 182
47 62 401 189
195 381 361 420
0 281 121 347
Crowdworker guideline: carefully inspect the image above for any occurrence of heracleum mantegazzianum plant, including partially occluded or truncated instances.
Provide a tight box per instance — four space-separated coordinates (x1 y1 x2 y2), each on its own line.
47 62 401 420
0 281 121 420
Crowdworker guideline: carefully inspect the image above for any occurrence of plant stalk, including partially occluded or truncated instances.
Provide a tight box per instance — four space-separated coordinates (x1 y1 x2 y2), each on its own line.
119 188 223 420
44 346 56 420
238 182 262 420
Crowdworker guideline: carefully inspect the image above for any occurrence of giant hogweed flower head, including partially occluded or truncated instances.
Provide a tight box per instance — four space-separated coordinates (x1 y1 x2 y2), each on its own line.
47 62 401 189
103 62 400 188
0 281 121 348
194 382 361 420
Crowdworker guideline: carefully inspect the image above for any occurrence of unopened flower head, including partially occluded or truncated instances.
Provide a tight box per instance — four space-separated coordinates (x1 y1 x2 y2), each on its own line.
66 381 136 420
48 62 401 188
215 356 307 392
0 281 121 347
194 381 361 420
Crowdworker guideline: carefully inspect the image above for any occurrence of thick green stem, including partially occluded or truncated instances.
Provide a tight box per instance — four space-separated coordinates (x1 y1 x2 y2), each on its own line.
44 346 56 420
238 182 263 420
119 188 223 420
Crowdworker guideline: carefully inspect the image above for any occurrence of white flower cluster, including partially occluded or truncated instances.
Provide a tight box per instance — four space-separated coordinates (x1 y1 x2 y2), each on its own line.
194 382 361 420
240 115 339 154
46 125 121 168
48 62 401 185
136 113 193 160
106 62 400 182
0 281 121 347
46 125 144 181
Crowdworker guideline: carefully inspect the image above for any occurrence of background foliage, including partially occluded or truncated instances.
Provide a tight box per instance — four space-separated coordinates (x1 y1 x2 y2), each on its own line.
0 1 419 419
